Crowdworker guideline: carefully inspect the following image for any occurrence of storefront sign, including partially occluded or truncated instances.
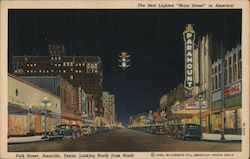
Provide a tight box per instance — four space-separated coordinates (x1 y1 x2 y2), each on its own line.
183 24 196 90
224 81 241 97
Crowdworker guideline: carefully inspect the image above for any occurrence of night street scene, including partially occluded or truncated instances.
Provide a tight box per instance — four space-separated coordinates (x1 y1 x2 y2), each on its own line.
8 9 242 152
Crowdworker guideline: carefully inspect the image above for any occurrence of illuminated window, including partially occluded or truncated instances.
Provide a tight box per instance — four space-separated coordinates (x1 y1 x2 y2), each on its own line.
39 70 41 73
58 64 61 67
59 70 61 73
58 56 61 60
43 70 45 73
55 56 57 60
76 63 78 66
79 63 81 66
75 70 78 73
51 57 54 60
63 70 66 73
34 64 36 66
82 62 85 66
63 62 66 66
70 75 74 79
71 68 73 71
67 62 70 66
27 64 29 66
70 62 73 66
27 70 30 73
14 70 17 73
46 70 49 73
55 63 57 66
51 70 54 72
79 70 82 73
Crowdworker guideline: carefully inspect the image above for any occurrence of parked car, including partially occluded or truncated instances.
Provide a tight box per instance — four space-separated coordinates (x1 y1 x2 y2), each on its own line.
153 125 166 135
71 125 81 139
50 124 81 139
178 124 202 140
81 126 92 136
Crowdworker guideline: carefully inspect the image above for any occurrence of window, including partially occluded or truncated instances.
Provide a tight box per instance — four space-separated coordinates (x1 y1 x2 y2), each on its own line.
71 68 73 71
63 70 66 73
46 70 49 73
76 63 78 66
27 64 29 66
59 70 61 73
58 56 61 60
79 70 82 73
79 63 81 66
63 62 66 66
55 63 57 66
75 70 78 73
39 70 41 73
70 62 73 66
67 62 70 66
51 70 54 72
58 63 61 67
34 64 36 66
51 56 54 60
70 75 74 79
27 70 29 73
30 70 33 73
82 62 85 66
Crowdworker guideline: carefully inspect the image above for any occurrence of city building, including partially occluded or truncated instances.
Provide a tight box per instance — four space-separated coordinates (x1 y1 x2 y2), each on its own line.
8 74 61 136
160 25 213 133
12 44 104 116
20 76 82 126
102 91 115 127
159 94 168 112
211 45 242 134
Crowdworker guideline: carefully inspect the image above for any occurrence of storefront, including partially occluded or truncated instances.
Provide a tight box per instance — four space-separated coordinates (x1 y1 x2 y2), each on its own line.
211 80 242 134
8 74 61 136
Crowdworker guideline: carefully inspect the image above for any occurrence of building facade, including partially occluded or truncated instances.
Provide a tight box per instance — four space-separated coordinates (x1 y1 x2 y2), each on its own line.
20 76 82 126
211 45 242 134
12 44 103 116
8 74 61 136
102 91 115 127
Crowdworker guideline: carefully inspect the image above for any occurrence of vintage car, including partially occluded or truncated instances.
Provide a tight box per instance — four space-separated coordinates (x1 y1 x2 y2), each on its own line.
178 123 202 140
50 124 81 139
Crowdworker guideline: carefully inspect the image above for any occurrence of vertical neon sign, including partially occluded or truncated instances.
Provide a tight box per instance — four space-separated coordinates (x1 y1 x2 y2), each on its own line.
183 24 196 90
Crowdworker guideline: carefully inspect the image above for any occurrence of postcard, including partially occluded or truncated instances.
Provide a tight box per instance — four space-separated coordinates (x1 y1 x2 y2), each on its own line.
0 0 249 159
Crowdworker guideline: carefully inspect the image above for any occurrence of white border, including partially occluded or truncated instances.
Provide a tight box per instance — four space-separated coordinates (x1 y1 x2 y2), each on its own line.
0 0 249 159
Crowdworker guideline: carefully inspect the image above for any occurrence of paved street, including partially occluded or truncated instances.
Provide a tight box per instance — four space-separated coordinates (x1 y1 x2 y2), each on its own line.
8 128 241 152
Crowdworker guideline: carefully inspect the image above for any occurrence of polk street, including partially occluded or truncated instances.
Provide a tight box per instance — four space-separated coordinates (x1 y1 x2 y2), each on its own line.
8 128 241 152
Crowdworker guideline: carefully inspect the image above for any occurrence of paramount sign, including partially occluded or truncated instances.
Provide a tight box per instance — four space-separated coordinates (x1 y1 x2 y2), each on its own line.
183 24 195 90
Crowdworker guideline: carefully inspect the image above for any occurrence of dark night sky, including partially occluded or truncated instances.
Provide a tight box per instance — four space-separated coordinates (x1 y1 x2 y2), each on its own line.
8 9 241 125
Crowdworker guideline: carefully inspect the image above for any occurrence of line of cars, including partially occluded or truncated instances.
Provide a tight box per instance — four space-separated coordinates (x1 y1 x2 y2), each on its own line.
131 123 202 140
48 124 111 139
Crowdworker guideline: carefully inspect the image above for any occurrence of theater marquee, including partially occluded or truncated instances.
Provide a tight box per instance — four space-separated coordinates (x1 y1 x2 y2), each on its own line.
183 24 195 90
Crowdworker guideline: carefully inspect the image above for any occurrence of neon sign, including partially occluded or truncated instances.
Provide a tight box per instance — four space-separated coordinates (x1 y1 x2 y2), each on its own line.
183 24 195 90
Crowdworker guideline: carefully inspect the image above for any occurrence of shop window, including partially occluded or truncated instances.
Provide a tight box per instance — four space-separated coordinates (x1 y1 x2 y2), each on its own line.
237 109 242 128
225 110 236 129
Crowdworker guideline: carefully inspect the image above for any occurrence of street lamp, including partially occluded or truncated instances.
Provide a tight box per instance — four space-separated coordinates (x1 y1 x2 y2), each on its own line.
41 97 50 139
199 95 202 133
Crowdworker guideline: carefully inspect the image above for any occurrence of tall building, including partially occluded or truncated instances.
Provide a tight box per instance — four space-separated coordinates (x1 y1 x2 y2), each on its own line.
211 45 242 134
102 91 115 127
12 44 103 116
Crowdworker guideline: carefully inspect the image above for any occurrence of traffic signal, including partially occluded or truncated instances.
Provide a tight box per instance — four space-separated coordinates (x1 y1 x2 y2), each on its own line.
118 51 130 70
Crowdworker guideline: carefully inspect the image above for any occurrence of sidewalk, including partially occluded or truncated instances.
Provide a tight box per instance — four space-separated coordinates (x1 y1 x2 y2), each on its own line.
201 133 241 142
8 135 48 144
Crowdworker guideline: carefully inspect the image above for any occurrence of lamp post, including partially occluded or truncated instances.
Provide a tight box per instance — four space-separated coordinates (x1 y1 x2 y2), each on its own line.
199 95 202 133
41 97 50 139
220 43 225 140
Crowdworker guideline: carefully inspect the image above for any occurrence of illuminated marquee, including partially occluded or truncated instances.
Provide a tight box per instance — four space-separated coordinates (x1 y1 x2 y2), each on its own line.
183 24 195 90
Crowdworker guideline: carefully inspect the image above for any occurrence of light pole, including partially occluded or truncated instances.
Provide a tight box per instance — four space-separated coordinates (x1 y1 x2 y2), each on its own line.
220 43 225 140
41 97 50 139
199 95 202 133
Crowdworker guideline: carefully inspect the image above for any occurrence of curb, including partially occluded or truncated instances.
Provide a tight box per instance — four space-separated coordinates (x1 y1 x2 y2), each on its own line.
201 139 242 142
8 138 49 145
